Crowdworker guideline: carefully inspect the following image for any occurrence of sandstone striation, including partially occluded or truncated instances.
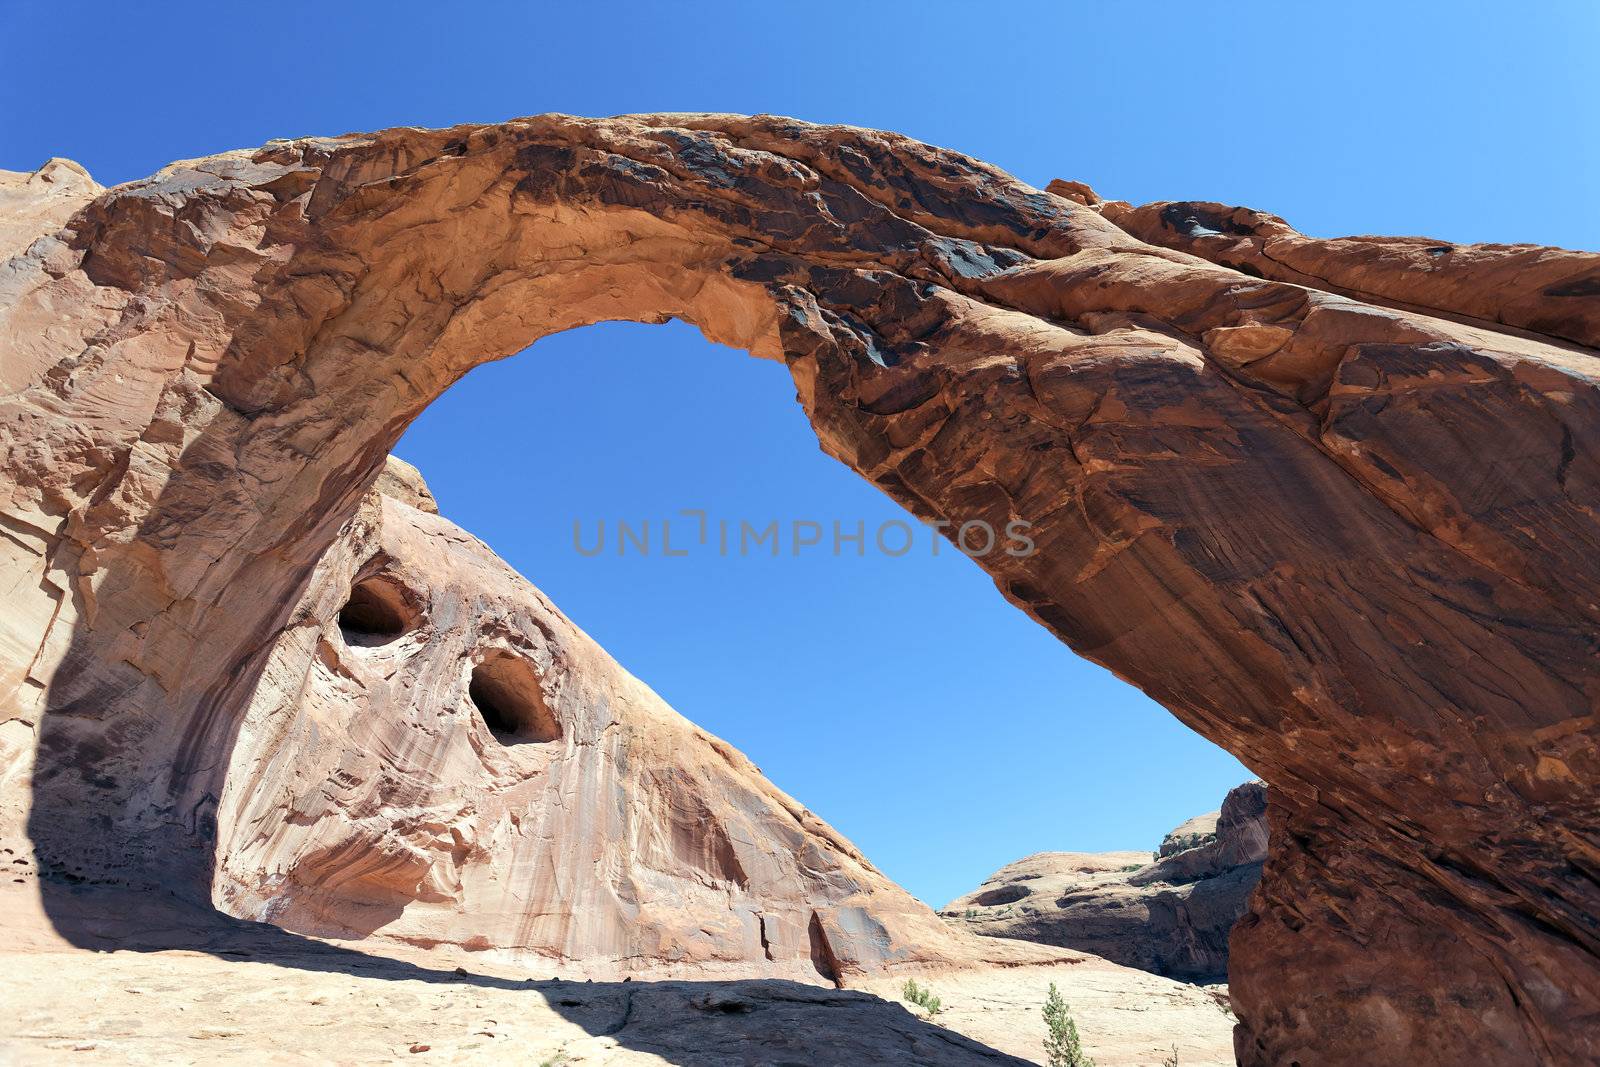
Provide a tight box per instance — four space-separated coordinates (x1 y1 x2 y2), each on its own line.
945 782 1268 982
2 115 1599 1065
210 456 1029 980
1060 183 1600 350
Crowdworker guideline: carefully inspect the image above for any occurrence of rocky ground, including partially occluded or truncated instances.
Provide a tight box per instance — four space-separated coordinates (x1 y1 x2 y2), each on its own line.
0 948 1235 1066
855 963 1234 1066
0 883 1236 1066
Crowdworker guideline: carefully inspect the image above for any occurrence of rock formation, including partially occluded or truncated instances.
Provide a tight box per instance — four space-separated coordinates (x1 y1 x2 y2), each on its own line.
0 158 101 263
945 782 1268 982
2 114 1599 1065
211 455 1026 980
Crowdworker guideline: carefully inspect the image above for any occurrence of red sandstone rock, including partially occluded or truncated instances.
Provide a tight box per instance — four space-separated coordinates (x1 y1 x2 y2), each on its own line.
1075 186 1600 349
1 115 1599 1065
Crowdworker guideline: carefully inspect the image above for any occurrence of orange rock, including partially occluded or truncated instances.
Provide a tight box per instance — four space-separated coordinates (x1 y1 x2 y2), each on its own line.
1 115 1598 1065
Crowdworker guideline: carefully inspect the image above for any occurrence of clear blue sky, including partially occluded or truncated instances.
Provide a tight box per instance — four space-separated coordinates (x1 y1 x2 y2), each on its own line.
6 1 1595 906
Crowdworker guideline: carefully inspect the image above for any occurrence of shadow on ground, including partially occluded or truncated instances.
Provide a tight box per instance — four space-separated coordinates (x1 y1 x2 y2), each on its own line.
22 882 1027 1066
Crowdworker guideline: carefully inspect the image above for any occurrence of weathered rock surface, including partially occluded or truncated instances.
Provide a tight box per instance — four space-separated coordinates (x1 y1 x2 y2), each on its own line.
1060 183 1600 350
2 116 1599 1065
0 159 102 263
209 457 1042 979
945 783 1268 981
372 453 438 513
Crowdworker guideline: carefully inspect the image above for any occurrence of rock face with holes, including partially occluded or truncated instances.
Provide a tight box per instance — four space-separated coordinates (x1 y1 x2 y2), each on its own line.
944 782 1268 982
212 457 1042 980
3 116 1600 1065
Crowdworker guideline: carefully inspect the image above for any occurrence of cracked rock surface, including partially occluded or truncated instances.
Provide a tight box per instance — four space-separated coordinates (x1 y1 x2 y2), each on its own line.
2 114 1599 1065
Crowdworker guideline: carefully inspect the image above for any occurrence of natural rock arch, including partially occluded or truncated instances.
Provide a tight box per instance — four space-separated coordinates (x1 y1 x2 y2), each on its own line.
3 114 1599 1065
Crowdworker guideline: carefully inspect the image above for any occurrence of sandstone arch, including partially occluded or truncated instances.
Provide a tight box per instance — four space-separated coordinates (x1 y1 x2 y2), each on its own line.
2 114 1599 1065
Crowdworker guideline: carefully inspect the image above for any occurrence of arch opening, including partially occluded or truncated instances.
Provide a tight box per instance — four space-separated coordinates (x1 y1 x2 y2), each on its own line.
397 320 1250 906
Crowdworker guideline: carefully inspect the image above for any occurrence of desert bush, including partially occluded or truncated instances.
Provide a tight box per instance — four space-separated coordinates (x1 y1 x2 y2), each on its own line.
902 978 943 1016
1042 982 1094 1067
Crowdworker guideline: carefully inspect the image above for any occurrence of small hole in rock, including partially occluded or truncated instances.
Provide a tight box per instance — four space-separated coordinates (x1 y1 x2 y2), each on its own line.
338 575 420 646
470 651 561 744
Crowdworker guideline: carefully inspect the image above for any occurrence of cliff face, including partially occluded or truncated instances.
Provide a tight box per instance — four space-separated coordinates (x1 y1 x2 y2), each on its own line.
2 115 1599 1065
945 782 1268 982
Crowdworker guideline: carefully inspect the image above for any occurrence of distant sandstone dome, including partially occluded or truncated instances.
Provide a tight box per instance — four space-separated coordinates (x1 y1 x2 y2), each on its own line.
944 781 1268 982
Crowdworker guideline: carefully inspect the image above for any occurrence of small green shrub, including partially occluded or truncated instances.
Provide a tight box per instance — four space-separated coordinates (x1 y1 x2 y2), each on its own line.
964 908 978 919
1119 864 1143 872
1042 982 1094 1067
902 978 943 1016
